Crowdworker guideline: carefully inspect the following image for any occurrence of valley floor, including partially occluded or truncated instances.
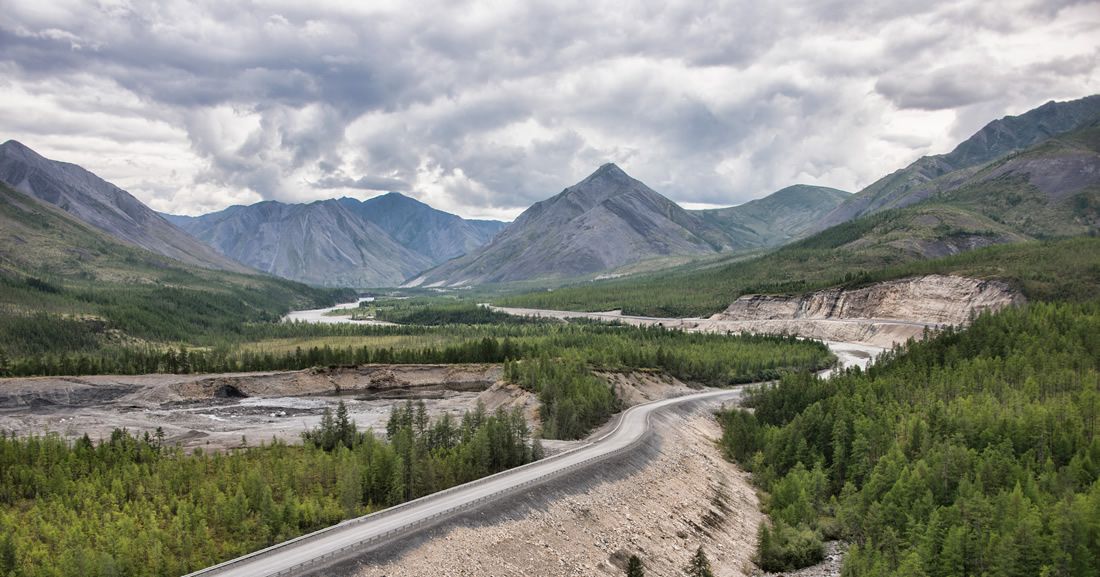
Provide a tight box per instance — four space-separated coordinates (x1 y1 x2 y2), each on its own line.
0 364 702 452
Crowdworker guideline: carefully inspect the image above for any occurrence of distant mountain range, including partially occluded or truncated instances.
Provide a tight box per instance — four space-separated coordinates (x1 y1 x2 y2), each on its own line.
3 93 1096 291
695 185 850 249
338 193 505 264
408 165 851 287
799 120 1100 259
408 164 732 286
165 193 506 287
164 200 434 288
0 140 251 274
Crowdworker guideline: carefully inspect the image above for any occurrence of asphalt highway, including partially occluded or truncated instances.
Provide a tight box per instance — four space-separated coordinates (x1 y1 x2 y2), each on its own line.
186 387 743 577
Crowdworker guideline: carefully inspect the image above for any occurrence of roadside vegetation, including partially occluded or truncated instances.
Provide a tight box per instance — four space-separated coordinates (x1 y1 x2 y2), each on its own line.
0 400 538 577
718 301 1100 575
497 233 1100 318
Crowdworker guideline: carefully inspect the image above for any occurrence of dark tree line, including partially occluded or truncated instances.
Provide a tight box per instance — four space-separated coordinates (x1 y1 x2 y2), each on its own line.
1 323 833 391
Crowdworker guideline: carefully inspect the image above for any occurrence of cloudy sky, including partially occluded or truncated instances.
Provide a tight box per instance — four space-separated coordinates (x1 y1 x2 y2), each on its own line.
1 0 1097 220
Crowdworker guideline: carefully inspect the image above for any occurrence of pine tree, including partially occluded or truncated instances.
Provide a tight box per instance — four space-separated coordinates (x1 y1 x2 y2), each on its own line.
626 554 645 577
686 547 714 577
335 401 357 449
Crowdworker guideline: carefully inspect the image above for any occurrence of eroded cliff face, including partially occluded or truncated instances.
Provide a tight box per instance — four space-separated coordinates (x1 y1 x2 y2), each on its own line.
714 275 1022 326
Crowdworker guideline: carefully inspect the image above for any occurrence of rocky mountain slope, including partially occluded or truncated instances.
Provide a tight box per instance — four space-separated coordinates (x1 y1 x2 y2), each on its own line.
167 199 434 288
407 163 736 287
793 122 1100 259
338 192 505 264
815 94 1100 230
168 192 505 287
694 184 850 248
0 140 251 273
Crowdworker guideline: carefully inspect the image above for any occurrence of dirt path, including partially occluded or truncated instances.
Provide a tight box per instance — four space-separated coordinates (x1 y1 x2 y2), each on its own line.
350 408 762 577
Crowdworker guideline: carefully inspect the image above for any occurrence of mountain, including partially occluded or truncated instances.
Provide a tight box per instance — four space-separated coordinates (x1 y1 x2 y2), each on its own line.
785 121 1100 261
337 192 505 264
0 140 252 274
167 199 434 288
693 185 850 248
0 180 340 347
407 163 736 287
497 104 1100 318
815 94 1100 230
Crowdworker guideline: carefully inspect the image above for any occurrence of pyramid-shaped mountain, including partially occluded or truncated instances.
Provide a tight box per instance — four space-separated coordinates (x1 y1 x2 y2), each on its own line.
407 164 734 286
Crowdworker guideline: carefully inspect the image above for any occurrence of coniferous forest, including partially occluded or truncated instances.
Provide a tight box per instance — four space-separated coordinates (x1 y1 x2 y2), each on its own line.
719 301 1100 576
0 322 833 396
0 401 538 577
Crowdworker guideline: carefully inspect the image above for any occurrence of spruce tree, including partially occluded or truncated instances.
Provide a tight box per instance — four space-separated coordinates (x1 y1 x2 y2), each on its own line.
686 547 715 577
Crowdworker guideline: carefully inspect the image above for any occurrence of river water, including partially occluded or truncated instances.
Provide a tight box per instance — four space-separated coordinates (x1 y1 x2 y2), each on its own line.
282 297 396 325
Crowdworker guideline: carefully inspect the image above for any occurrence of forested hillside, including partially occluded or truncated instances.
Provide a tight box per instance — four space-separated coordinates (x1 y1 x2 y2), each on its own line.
719 301 1100 575
0 182 351 358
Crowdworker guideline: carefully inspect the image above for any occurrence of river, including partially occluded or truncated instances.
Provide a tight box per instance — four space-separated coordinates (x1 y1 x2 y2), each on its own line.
282 297 396 325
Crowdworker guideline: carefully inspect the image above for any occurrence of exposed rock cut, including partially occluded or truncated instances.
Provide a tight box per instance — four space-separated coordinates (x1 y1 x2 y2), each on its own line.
715 275 1023 326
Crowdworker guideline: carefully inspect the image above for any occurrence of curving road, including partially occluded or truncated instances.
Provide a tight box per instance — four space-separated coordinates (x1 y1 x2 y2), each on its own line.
185 388 743 577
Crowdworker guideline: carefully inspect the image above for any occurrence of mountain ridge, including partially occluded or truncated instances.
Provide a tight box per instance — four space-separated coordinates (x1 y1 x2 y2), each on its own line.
167 197 437 288
337 192 505 264
694 184 850 249
0 140 252 274
815 94 1100 230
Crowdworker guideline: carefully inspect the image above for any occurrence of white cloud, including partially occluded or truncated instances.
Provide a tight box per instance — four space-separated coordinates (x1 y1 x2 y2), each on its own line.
0 0 1096 219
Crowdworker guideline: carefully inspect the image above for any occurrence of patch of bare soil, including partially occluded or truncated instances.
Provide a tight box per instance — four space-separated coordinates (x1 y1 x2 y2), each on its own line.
353 412 763 577
0 365 522 451
599 370 700 406
0 367 699 455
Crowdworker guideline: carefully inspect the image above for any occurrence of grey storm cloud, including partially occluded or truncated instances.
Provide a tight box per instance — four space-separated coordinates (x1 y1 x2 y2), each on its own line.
314 175 411 192
0 0 1097 218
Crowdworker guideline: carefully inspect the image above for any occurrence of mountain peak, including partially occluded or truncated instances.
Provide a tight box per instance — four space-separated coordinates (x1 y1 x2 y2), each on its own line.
584 162 630 182
0 139 45 163
410 163 732 286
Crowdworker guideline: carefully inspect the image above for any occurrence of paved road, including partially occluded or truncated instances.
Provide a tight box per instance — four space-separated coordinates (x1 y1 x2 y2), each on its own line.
186 388 743 577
